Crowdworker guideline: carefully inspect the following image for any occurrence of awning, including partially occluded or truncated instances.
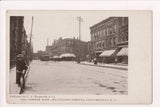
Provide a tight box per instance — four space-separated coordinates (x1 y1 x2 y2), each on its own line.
99 50 115 57
60 53 76 58
53 55 60 58
117 48 128 56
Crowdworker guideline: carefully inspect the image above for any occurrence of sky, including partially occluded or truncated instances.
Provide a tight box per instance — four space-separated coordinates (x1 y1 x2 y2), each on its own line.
23 11 111 53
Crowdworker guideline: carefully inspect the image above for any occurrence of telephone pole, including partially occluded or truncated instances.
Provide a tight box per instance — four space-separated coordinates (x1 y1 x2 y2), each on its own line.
47 38 49 46
30 16 34 44
29 16 34 61
77 16 83 41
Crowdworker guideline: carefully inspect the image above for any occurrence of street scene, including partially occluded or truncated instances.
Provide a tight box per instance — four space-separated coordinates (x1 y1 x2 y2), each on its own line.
9 11 128 95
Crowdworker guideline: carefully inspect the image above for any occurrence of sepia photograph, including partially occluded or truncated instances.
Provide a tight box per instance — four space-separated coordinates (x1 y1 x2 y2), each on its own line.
6 10 151 104
9 11 128 95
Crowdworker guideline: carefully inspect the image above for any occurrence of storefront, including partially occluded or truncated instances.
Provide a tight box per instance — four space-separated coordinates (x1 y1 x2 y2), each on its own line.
99 49 116 63
117 47 128 64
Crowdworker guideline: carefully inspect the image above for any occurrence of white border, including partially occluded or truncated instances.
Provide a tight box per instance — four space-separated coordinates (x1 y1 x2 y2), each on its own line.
0 0 158 107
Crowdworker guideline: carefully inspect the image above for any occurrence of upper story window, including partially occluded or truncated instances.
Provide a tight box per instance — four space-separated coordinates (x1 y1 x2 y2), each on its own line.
109 28 112 35
102 41 105 48
99 30 101 37
122 17 128 26
114 24 117 33
103 29 105 36
113 37 116 46
106 28 109 36
98 31 100 37
99 41 101 48
94 33 97 39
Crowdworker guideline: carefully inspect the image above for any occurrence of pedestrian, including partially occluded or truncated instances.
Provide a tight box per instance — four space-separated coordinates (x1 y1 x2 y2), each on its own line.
94 57 97 64
115 57 118 64
16 54 28 86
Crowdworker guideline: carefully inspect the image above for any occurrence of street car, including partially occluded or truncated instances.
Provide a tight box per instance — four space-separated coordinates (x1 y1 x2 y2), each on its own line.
40 55 50 61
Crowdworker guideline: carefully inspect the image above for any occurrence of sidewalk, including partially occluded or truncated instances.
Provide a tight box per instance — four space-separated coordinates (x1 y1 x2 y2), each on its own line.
10 67 21 94
80 61 128 70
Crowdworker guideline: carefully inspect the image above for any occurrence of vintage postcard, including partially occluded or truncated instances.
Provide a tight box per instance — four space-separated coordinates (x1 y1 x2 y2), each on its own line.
6 10 152 104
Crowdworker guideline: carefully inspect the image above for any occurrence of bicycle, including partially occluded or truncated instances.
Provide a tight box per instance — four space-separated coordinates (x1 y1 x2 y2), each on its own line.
19 66 29 94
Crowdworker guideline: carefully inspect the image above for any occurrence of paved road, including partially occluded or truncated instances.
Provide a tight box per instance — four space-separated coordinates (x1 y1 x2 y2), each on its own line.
24 60 128 95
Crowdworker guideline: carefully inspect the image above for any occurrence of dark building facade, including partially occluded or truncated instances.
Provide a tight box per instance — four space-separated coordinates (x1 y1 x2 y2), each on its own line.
89 17 128 63
10 16 31 67
48 37 88 61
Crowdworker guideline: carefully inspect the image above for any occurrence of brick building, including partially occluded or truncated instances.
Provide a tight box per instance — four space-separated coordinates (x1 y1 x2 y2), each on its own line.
89 17 128 63
10 16 31 67
49 37 88 61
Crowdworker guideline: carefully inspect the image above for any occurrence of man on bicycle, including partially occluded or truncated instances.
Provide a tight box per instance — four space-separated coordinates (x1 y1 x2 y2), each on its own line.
16 54 28 87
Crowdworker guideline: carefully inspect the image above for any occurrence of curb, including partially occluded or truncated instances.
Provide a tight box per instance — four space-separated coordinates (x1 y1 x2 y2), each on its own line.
80 63 128 70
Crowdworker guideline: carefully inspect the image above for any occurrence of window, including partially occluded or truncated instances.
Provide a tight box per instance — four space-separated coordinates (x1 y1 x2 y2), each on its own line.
101 30 103 36
114 25 117 33
109 38 111 46
91 33 93 39
106 39 108 47
94 33 97 39
103 29 105 36
100 30 102 37
125 17 128 25
99 41 101 47
107 28 109 36
102 41 104 48
109 28 112 35
98 31 100 37
96 42 98 48
122 17 125 26
113 37 116 46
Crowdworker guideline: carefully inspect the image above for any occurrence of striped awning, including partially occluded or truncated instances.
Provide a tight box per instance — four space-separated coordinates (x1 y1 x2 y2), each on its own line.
117 48 128 56
99 50 115 57
60 53 76 58
53 55 60 58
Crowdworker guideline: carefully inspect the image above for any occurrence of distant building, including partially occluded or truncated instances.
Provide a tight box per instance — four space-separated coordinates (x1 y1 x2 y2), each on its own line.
50 37 88 61
89 17 128 63
46 46 52 57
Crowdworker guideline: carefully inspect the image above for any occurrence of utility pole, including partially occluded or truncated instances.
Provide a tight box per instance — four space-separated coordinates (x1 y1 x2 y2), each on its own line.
77 16 83 41
47 38 49 46
30 16 33 44
29 16 34 61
